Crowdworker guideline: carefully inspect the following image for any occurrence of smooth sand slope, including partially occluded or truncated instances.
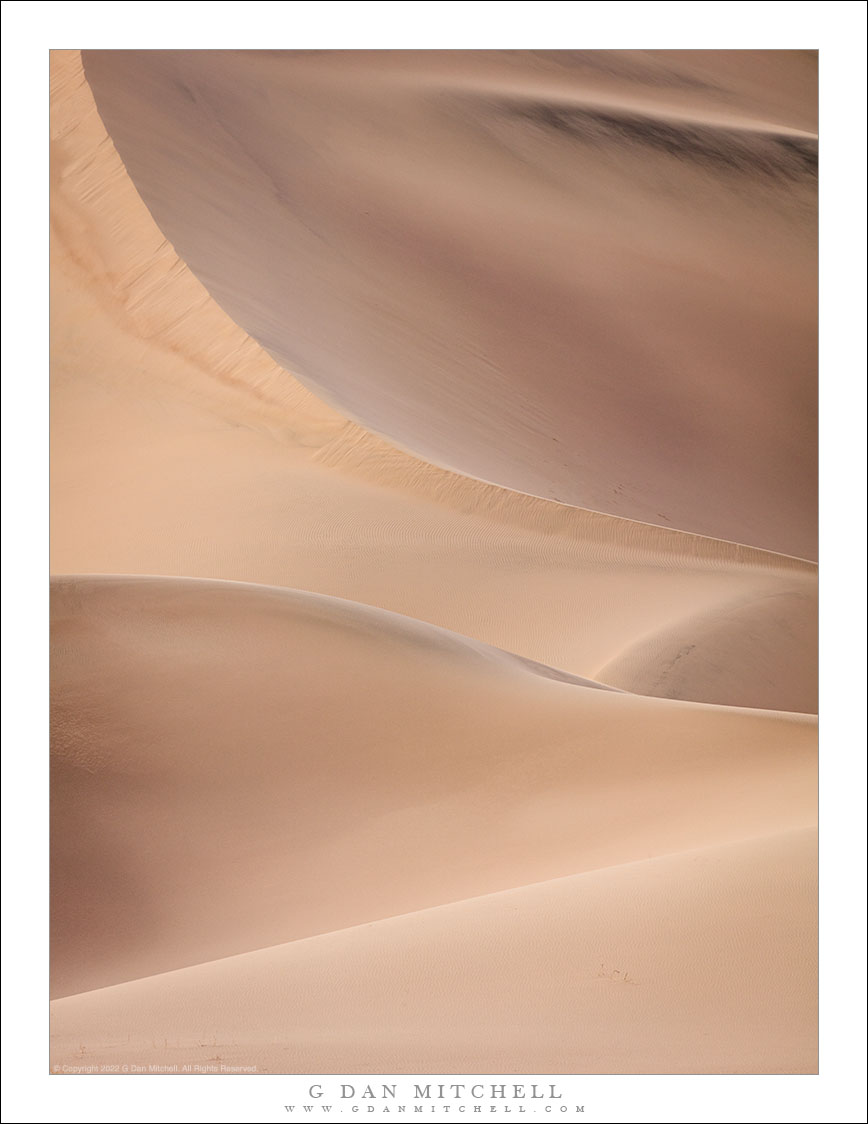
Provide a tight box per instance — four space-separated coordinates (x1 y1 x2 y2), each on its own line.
49 51 818 1075
51 51 817 714
80 48 817 558
51 575 815 1000
50 829 817 1074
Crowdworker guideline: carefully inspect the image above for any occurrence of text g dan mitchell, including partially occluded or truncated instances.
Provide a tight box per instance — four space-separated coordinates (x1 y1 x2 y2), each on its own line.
295 1084 582 1109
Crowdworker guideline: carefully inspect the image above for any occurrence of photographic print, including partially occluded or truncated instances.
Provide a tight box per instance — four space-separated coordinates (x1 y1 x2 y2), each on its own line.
44 35 827 1112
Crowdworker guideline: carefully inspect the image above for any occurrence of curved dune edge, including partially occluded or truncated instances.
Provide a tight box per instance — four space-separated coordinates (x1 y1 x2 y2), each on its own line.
50 48 819 1078
50 50 347 447
598 583 818 711
80 48 817 558
51 574 815 998
52 50 811 571
50 828 817 1074
51 51 816 714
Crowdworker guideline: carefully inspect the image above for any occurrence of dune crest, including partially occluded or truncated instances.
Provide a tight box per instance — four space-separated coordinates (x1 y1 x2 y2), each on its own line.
51 828 817 1074
49 49 818 1076
81 48 817 558
52 575 815 999
51 52 816 714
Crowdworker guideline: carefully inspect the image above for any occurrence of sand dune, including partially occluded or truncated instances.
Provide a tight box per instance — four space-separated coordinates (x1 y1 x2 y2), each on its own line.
51 51 817 714
52 574 815 999
80 48 817 558
598 582 818 711
50 828 817 1074
49 49 818 1077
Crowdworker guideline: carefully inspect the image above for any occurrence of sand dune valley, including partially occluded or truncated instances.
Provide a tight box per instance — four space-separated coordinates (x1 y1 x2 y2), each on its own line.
50 49 817 1075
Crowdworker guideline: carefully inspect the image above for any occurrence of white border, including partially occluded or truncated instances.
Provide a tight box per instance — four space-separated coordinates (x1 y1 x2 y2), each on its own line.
3 2 866 1121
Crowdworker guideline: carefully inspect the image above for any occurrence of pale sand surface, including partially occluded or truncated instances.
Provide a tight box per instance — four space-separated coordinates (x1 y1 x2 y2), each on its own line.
50 829 817 1074
49 50 818 1074
51 575 815 1000
51 51 817 714
79 48 817 558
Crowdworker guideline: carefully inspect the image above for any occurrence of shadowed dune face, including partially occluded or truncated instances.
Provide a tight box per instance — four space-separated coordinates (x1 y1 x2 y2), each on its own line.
50 45 817 717
49 49 818 1076
81 49 817 559
51 575 815 999
50 828 817 1075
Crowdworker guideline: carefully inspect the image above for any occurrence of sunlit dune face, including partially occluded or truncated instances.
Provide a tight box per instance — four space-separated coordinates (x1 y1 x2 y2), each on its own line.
49 49 817 1077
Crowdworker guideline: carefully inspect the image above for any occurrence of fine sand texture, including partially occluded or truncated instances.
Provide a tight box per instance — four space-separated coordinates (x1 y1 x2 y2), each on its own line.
51 574 815 1000
50 50 818 1074
51 50 817 714
79 48 818 559
51 829 817 1075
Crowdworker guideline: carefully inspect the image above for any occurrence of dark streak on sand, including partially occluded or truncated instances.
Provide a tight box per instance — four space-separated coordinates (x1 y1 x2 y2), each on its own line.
505 101 818 180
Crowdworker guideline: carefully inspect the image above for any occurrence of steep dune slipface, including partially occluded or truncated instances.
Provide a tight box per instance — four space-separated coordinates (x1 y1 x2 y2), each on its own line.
81 49 817 559
50 829 817 1074
51 51 817 714
49 49 819 1077
51 575 815 999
